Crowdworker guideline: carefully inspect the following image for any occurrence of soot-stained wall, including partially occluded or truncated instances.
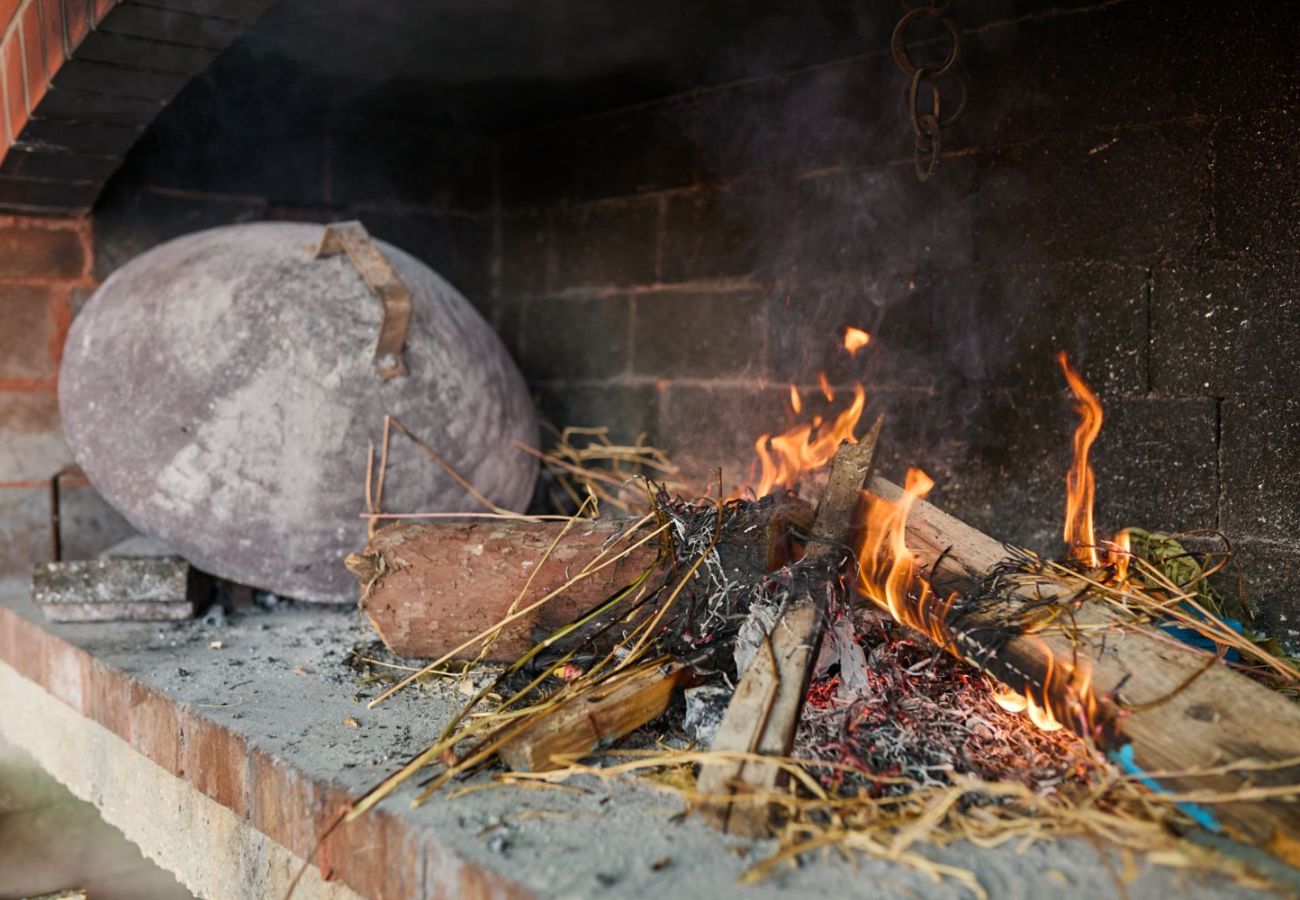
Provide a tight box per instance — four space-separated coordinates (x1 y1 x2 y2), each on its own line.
491 1 1300 647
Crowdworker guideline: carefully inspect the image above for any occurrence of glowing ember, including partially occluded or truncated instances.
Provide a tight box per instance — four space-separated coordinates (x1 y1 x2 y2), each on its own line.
753 383 865 497
842 326 871 356
1058 351 1103 566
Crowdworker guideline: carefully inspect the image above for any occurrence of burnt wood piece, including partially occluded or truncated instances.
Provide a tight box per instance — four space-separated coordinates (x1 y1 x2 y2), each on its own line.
870 476 1300 867
698 418 884 837
31 558 207 622
357 494 813 662
497 661 688 771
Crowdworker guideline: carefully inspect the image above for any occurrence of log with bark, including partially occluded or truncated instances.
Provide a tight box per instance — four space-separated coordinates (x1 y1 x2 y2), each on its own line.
870 475 1300 867
350 494 814 661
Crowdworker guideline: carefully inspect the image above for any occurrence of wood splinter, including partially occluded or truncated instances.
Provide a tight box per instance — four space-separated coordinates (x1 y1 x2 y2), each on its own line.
697 415 884 836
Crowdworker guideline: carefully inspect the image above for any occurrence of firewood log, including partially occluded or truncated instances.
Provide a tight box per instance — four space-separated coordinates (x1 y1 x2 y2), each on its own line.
354 495 813 661
871 476 1300 867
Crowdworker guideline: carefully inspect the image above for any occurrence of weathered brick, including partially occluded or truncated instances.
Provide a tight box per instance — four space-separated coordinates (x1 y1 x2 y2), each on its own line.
91 185 266 278
660 185 774 283
793 158 976 282
767 274 931 388
1221 397 1300 543
519 295 630 381
329 121 493 212
0 283 55 379
359 210 491 304
99 3 242 50
0 146 121 182
0 389 70 481
500 104 697 208
656 383 769 484
16 117 141 156
974 123 1210 265
52 58 189 101
0 219 84 278
0 486 51 576
550 199 657 291
531 382 658 446
929 264 1148 398
1 32 25 143
1213 111 1300 256
633 288 766 379
75 30 216 74
0 174 99 212
35 0 66 80
33 85 165 126
1151 256 1300 397
498 211 547 298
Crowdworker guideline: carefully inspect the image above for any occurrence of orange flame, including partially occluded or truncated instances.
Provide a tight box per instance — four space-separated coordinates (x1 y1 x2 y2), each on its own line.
753 382 865 497
817 371 835 402
1058 352 1103 566
789 384 803 414
855 468 957 650
1105 528 1132 583
843 327 871 356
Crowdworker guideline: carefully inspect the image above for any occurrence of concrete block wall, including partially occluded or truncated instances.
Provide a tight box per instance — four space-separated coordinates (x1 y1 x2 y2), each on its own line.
492 1 1300 645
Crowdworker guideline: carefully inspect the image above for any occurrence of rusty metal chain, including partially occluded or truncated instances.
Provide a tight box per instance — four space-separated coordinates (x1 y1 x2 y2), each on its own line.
891 0 965 181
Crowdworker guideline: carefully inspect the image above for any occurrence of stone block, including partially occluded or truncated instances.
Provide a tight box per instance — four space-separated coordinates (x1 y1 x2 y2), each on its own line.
531 382 658 444
0 221 84 279
793 158 976 282
0 486 50 577
0 390 69 482
1225 540 1300 655
550 199 658 291
1151 256 1300 397
766 274 931 388
519 295 630 380
329 121 493 212
500 104 697 208
1213 111 1300 256
32 558 204 623
0 284 56 381
357 210 492 303
656 382 770 485
929 264 1148 398
498 211 548 298
1221 398 1300 543
660 185 775 283
632 289 766 379
974 123 1210 265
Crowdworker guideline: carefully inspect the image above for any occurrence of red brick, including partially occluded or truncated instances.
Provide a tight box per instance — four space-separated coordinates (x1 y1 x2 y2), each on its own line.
91 0 113 26
62 0 90 48
0 283 56 379
18 1 43 112
36 0 66 79
0 0 22 32
0 220 85 277
0 603 17 666
128 680 182 775
83 657 130 738
248 748 325 858
10 609 47 684
43 634 87 710
2 32 27 142
177 708 250 816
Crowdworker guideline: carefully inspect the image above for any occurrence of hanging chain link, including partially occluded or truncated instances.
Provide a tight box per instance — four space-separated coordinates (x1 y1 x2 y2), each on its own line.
891 0 966 181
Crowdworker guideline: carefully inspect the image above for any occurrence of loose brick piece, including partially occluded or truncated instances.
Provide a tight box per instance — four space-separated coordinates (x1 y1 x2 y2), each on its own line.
32 557 206 622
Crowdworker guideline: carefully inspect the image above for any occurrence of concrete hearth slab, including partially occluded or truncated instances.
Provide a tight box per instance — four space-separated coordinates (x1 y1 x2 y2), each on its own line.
0 579 1276 899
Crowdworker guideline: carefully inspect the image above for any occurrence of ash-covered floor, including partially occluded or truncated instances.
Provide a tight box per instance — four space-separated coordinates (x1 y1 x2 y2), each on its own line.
0 579 1288 899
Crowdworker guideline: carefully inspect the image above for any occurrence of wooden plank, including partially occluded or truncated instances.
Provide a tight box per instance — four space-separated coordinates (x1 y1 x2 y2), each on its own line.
497 661 687 771
698 418 883 836
870 476 1300 866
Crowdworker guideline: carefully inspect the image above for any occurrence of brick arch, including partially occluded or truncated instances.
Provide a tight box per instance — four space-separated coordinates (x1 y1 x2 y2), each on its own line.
0 0 273 216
